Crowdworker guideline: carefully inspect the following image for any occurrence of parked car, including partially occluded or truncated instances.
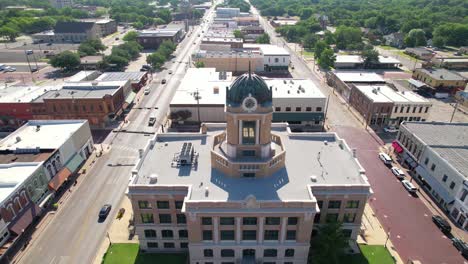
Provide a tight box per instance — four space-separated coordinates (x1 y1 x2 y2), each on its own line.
4 66 16 72
168 70 173 74
31 67 38 72
115 37 119 40
384 126 398 133
99 204 112 219
144 87 150 95
148 117 156 126
402 180 417 194
451 237 468 259
161 79 166 84
25 50 33 55
379 152 392 165
46 43 53 46
432 215 451 233
391 167 405 179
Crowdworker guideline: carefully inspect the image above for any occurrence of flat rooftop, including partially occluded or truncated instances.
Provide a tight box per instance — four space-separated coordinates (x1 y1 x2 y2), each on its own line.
355 85 430 104
34 80 127 101
0 85 59 103
334 71 386 83
96 72 146 82
132 126 369 201
0 163 41 202
335 55 399 64
417 68 465 81
202 37 243 43
402 122 468 177
243 44 289 56
0 120 87 151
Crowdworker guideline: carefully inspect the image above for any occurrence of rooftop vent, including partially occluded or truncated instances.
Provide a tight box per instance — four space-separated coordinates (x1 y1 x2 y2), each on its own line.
352 148 357 158
15 136 21 143
179 142 194 165
36 125 40 132
205 187 209 197
310 175 317 182
149 174 158 184
324 140 328 145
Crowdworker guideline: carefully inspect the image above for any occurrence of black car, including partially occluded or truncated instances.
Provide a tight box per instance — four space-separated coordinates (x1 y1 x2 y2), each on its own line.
432 215 451 233
99 204 112 219
452 237 468 259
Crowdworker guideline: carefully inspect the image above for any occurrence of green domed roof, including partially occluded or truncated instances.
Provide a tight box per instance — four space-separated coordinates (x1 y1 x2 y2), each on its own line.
226 72 272 107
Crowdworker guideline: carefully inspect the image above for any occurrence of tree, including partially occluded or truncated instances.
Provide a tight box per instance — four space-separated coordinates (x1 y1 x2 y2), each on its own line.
0 26 19 41
432 36 445 48
78 39 106 56
311 222 349 264
404 28 426 47
133 21 144 29
334 26 362 50
49 51 80 71
195 61 205 68
147 52 166 69
302 33 318 50
104 54 129 70
123 31 138 42
433 23 468 47
233 30 244 39
256 33 270 44
361 48 379 68
314 40 327 59
317 48 335 70
156 9 172 24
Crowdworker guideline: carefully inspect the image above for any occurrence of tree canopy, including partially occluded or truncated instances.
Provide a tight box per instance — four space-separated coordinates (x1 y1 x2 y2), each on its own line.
78 39 106 56
311 221 349 264
50 51 80 71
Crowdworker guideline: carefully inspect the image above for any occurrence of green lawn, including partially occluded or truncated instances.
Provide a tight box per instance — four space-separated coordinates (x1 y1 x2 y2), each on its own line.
302 50 315 57
377 45 397 50
102 243 187 264
340 245 395 264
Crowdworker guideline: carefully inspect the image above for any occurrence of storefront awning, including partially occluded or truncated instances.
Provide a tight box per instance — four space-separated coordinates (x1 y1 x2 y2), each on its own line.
125 91 137 104
408 78 427 88
8 204 41 235
65 153 85 173
48 167 72 191
392 141 403 153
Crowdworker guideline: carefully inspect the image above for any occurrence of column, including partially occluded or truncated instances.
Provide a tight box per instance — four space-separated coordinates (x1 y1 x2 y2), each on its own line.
258 216 264 243
213 217 219 243
236 217 241 244
280 217 287 243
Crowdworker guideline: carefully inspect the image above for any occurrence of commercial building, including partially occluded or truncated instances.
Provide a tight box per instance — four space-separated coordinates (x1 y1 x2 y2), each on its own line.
432 57 468 70
128 71 372 263
382 33 404 49
404 47 434 60
216 7 240 18
271 19 298 27
137 24 186 49
31 80 133 127
394 122 468 211
0 85 59 128
244 44 290 73
412 68 467 94
201 37 243 49
450 181 468 231
80 56 103 70
0 120 92 252
349 85 431 127
326 71 386 102
87 19 118 37
32 21 99 43
234 16 259 26
169 68 326 130
334 55 400 69
95 71 149 91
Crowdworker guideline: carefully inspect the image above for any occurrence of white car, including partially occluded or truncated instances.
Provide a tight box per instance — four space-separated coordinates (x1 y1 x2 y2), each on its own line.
391 167 405 179
402 180 417 194
144 87 150 95
379 152 392 165
4 66 16 72
384 126 398 133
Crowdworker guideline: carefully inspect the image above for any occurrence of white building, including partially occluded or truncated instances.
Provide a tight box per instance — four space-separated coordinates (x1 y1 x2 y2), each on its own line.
0 120 93 249
450 181 468 230
244 44 290 72
170 68 326 130
395 122 468 211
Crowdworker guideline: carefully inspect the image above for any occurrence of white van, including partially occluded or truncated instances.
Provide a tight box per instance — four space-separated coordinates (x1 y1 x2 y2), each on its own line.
379 152 392 165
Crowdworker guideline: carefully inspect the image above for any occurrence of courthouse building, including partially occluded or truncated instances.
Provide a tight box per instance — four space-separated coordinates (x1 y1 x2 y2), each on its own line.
128 71 372 263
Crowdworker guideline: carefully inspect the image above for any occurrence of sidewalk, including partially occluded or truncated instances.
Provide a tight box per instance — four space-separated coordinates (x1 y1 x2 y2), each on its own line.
358 204 404 264
93 195 137 264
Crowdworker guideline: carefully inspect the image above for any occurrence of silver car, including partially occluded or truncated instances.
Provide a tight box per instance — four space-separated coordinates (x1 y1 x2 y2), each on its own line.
402 180 417 194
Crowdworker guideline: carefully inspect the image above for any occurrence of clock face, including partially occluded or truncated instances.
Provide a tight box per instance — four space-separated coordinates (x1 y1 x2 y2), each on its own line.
242 96 258 112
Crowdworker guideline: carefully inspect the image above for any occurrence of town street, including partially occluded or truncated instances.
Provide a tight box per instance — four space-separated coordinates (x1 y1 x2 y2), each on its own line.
16 6 217 264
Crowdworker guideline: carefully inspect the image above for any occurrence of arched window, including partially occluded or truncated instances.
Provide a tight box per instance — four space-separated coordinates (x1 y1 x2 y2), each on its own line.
52 160 58 173
55 156 62 170
7 204 15 218
47 164 53 177
144 229 157 238
21 191 29 205
14 197 22 210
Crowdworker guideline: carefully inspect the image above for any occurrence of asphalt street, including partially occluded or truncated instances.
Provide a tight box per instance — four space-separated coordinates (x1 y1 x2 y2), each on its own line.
16 6 217 264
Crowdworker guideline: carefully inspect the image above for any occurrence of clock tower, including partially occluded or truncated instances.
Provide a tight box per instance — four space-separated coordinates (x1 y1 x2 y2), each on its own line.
224 70 273 160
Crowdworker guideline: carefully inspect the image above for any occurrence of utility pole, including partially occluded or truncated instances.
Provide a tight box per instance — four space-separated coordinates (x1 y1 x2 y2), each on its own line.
24 50 32 73
450 100 459 123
